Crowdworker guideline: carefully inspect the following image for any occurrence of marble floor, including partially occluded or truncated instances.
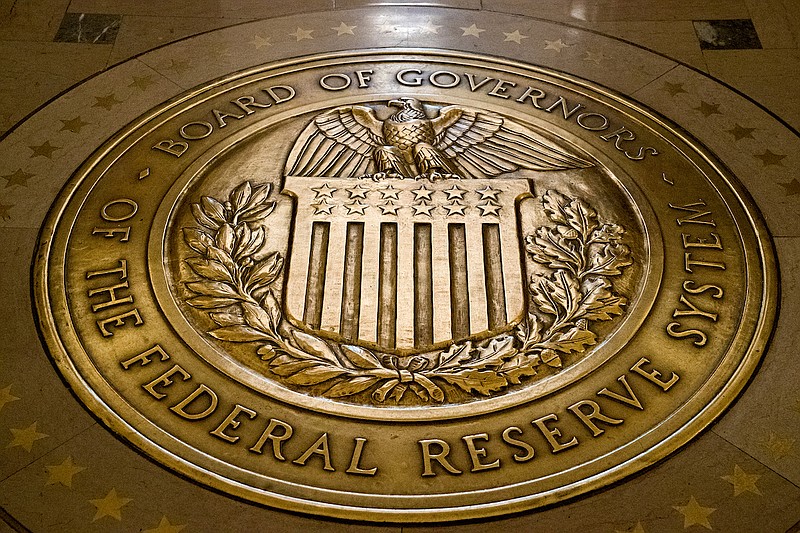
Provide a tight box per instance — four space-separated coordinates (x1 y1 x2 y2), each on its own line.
1 1 799 531
0 0 797 135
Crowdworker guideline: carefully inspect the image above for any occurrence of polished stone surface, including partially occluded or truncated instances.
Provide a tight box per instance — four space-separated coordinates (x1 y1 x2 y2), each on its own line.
53 12 121 44
693 19 763 50
0 1 799 531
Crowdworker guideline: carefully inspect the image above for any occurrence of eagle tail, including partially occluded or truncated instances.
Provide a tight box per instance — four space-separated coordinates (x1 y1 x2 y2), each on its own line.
413 143 459 175
374 146 414 177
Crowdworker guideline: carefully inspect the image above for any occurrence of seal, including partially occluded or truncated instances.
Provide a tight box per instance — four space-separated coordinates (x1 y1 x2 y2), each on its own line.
33 50 777 521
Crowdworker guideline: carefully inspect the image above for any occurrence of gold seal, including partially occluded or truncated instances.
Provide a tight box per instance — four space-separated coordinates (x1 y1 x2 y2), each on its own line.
34 50 776 521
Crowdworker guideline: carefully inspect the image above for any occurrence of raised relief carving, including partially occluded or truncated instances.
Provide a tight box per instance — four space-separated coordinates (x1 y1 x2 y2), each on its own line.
180 99 632 404
35 52 776 519
288 97 592 179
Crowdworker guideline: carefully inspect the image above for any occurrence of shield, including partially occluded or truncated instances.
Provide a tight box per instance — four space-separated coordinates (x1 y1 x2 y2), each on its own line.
281 176 532 354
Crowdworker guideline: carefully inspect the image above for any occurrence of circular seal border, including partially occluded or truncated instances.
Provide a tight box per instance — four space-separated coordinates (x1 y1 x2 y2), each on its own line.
32 48 777 522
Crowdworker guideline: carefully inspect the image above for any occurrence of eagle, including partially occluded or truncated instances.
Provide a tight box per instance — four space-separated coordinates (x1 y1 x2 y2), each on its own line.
286 97 593 179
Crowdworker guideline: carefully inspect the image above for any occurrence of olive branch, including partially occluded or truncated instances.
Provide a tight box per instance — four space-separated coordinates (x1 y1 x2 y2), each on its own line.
515 190 633 368
181 184 632 404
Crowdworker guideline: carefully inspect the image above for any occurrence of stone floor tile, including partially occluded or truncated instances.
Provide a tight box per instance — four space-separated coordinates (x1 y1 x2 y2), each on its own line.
0 426 403 532
390 9 678 96
703 48 800 80
482 0 750 23
747 0 798 49
713 236 800 487
336 0 481 10
0 228 98 481
590 20 708 71
53 12 122 45
693 19 762 50
729 75 800 130
0 0 70 42
700 48 800 128
632 65 800 237
0 41 111 135
68 0 335 19
783 0 800 47
109 15 247 65
0 58 182 229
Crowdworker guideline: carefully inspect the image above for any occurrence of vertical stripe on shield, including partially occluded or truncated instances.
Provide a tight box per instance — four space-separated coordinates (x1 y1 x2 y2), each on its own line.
377 222 397 349
340 222 364 341
303 221 329 329
414 223 434 348
448 223 470 340
482 223 507 329
320 221 348 332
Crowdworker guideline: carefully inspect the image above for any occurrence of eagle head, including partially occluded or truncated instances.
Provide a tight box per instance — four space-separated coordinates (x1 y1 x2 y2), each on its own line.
387 97 426 122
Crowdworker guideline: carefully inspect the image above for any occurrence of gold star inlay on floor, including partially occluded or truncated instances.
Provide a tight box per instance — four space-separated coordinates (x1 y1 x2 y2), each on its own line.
673 496 715 529
89 488 132 521
250 34 272 48
7 421 48 452
144 515 186 533
28 140 59 158
726 124 756 141
760 431 795 460
694 101 722 118
2 169 34 188
503 30 528 44
165 59 190 74
544 38 572 52
460 24 485 38
0 384 19 411
129 75 155 91
93 93 122 111
583 50 608 64
59 116 89 133
289 27 314 41
662 81 688 96
45 456 86 488
213 48 233 60
754 149 787 166
419 21 442 34
721 464 761 496
332 22 356 36
779 179 800 195
615 522 646 533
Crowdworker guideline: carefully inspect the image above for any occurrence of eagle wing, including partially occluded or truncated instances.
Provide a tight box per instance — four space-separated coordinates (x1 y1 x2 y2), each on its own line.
431 106 593 178
286 105 384 177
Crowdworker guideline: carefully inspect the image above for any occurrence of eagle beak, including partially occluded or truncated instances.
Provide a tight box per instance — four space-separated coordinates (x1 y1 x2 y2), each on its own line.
388 99 403 108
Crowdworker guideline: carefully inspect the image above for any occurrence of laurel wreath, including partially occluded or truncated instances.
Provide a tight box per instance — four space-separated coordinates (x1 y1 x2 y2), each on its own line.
182 182 632 403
